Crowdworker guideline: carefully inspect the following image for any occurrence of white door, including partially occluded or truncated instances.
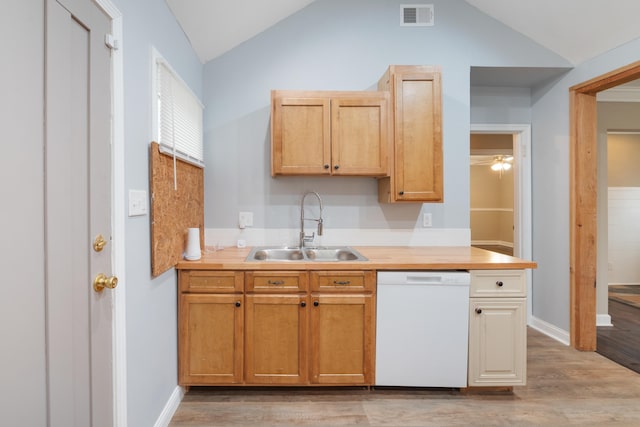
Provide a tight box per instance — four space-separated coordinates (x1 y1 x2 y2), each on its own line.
46 0 115 425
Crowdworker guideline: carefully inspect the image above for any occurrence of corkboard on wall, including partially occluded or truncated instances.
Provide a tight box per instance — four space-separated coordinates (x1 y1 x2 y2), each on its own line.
150 141 204 277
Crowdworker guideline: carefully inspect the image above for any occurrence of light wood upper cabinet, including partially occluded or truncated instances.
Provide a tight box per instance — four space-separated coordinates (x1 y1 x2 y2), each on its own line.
271 91 389 177
377 65 443 202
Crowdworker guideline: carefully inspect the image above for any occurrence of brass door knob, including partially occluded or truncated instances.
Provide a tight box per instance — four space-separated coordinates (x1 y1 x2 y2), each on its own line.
93 273 118 292
93 234 107 252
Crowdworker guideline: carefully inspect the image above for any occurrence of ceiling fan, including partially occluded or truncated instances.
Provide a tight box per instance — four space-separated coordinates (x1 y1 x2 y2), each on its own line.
470 155 514 177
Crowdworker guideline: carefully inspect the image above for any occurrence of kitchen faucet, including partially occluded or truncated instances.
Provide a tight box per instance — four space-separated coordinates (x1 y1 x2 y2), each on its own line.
299 191 323 248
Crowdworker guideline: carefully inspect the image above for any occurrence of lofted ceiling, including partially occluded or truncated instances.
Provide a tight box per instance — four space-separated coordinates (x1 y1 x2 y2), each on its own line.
166 0 640 65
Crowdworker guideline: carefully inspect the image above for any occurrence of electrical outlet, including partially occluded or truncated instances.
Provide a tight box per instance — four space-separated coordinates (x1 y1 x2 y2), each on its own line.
238 212 253 229
422 213 432 227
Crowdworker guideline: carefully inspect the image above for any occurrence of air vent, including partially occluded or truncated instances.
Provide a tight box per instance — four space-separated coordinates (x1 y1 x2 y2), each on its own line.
401 4 434 26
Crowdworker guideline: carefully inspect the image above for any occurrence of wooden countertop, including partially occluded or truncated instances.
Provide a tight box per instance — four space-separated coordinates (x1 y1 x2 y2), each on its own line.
176 246 537 271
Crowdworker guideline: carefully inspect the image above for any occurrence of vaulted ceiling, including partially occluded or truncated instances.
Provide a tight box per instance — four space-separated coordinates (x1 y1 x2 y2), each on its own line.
166 0 640 65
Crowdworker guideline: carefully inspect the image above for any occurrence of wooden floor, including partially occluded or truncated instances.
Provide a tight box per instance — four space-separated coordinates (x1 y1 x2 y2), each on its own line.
170 328 640 426
597 299 640 374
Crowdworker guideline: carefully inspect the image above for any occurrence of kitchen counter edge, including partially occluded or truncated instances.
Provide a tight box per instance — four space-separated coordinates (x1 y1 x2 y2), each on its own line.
176 246 537 271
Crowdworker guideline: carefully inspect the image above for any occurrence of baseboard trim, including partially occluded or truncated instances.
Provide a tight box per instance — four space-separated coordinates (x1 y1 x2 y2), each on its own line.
529 316 570 345
597 314 613 327
154 386 185 427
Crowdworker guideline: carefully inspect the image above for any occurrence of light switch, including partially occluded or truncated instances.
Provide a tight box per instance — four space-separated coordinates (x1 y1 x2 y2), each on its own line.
129 190 148 217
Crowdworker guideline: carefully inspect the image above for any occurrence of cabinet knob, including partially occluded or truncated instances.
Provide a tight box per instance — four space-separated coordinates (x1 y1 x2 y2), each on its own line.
496 281 504 287
399 191 404 196
334 165 339 170
300 301 307 307
313 301 319 307
475 308 482 314
324 164 330 169
235 301 241 307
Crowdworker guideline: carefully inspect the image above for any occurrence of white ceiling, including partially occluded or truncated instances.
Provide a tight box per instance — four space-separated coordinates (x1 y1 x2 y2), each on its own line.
166 0 316 63
167 0 640 66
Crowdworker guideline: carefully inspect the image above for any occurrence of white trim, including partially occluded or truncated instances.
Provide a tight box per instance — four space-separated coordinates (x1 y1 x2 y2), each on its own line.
528 316 570 346
471 124 533 324
470 208 514 212
94 0 127 425
597 87 640 103
597 314 613 327
153 386 185 427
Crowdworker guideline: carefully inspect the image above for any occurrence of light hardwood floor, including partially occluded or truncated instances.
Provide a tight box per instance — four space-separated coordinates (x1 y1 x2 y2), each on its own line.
170 328 640 426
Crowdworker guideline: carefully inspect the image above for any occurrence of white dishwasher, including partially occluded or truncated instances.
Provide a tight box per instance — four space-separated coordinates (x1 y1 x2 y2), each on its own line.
376 271 470 388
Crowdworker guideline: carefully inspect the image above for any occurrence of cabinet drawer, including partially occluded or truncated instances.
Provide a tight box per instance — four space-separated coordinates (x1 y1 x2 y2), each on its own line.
245 271 308 293
180 270 244 293
310 270 374 292
470 270 526 297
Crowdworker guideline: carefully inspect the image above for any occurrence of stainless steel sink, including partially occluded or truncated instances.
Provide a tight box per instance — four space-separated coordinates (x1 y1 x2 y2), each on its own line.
304 247 364 261
246 246 367 262
249 247 305 261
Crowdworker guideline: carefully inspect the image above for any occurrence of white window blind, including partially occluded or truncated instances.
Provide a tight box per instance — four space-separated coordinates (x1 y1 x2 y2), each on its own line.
157 59 204 168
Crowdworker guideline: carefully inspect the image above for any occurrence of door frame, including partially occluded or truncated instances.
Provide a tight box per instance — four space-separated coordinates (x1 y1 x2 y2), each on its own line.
471 124 533 322
569 61 640 350
94 0 126 423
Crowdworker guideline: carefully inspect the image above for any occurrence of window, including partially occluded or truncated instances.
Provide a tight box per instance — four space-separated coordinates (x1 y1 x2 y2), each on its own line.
155 53 204 168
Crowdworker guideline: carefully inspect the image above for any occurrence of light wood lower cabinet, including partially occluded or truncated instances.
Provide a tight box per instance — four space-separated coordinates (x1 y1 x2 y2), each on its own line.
310 293 374 384
179 293 244 385
468 270 527 386
179 269 375 386
245 294 308 384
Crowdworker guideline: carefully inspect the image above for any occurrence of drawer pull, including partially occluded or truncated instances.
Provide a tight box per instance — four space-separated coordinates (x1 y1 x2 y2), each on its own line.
496 281 504 287
333 280 351 285
268 280 285 285
475 308 482 314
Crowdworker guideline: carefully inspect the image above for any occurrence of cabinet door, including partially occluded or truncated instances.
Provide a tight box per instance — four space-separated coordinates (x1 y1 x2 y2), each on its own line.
468 298 526 386
271 94 331 175
310 294 374 384
331 96 389 176
378 66 443 202
179 294 243 385
245 294 308 384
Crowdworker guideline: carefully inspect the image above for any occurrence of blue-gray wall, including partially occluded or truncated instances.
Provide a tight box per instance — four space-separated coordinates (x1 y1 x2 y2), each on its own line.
530 37 640 331
112 0 202 425
202 0 567 236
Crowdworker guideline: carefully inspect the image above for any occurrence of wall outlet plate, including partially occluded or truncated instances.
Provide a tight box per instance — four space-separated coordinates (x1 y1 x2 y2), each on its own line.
238 211 253 228
423 213 432 227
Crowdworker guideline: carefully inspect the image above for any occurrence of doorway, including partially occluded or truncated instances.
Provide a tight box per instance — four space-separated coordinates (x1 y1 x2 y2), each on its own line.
569 61 640 351
595 127 640 373
471 124 533 320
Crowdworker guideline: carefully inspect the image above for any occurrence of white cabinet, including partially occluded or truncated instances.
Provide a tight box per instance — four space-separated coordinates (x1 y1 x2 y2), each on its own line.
468 270 527 386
